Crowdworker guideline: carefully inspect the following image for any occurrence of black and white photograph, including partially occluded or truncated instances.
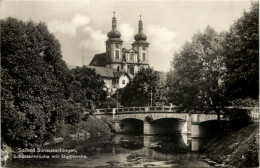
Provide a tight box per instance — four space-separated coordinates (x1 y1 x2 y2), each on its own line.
1 0 259 167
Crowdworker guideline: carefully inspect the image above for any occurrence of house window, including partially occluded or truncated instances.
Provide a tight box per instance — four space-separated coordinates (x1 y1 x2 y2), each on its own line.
142 53 146 61
115 50 120 60
122 80 125 84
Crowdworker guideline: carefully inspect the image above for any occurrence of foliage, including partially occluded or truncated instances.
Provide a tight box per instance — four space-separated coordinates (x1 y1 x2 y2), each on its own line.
63 66 107 123
1 18 69 148
231 98 259 107
1 18 107 148
167 26 227 118
69 66 107 109
223 2 259 100
98 97 120 108
228 108 250 129
119 67 167 107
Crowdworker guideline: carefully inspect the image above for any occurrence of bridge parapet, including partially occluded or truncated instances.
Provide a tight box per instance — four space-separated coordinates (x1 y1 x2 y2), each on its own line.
95 108 115 115
95 106 182 115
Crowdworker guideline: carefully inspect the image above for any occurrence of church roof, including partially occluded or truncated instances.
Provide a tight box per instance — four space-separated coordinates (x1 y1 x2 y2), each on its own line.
89 53 106 66
122 48 137 54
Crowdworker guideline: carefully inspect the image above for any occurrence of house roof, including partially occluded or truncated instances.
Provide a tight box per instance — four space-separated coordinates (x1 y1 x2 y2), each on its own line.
89 53 106 66
127 73 134 79
86 66 116 78
114 72 134 79
86 66 133 80
113 71 125 78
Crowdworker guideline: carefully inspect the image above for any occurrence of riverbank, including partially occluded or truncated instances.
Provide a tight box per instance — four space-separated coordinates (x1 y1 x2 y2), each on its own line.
1 114 112 165
62 115 112 140
205 122 259 167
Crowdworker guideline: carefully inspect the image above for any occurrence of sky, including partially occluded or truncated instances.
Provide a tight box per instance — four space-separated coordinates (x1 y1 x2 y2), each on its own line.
0 0 253 72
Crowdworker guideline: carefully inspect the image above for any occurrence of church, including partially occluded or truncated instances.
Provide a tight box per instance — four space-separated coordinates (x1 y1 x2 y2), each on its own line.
87 13 150 94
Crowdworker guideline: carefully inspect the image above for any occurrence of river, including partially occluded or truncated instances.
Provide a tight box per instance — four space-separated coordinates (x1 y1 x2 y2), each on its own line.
6 134 210 167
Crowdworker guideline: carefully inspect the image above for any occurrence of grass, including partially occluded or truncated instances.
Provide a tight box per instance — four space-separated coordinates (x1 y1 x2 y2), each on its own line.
205 122 259 167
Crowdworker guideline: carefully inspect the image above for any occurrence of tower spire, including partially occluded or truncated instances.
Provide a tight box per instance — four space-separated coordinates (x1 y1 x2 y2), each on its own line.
138 14 143 33
112 12 117 30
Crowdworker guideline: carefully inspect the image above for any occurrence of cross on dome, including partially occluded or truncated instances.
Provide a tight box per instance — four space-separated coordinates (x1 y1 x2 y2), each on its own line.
107 11 121 39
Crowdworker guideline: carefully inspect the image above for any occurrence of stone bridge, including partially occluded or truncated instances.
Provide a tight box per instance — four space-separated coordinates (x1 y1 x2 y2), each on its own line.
95 106 226 151
94 106 258 151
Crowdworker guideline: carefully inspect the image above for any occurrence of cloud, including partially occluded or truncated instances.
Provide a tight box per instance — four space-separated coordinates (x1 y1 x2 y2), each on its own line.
146 25 179 72
147 25 178 52
118 23 134 42
81 26 107 53
48 14 106 54
48 14 90 36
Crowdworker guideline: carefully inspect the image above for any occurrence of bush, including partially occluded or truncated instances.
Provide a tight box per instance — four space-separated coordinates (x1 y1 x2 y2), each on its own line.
228 108 250 129
98 97 120 108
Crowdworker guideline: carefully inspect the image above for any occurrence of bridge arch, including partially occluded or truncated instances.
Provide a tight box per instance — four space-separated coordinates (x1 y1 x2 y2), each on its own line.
147 118 187 135
116 118 143 134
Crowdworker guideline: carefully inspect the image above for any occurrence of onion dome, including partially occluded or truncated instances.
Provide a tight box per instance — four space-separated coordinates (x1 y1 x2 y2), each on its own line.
107 30 121 39
134 32 147 41
134 15 147 41
107 12 121 39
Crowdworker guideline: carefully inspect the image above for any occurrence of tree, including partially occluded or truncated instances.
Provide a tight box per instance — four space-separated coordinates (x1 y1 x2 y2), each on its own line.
69 66 107 110
167 26 227 119
119 67 167 107
1 18 69 148
1 18 110 148
223 2 259 101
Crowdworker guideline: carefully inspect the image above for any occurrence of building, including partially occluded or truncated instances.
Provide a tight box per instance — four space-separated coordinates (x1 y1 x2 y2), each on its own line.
87 13 150 94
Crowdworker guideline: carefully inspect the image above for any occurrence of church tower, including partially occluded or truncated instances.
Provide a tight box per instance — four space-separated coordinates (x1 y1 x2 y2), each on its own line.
105 12 124 70
132 15 149 64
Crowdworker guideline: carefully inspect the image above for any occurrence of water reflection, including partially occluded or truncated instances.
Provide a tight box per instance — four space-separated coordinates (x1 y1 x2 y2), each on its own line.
7 134 208 168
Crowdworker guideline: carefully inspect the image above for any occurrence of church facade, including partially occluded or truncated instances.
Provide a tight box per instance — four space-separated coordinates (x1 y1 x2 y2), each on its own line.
88 13 150 94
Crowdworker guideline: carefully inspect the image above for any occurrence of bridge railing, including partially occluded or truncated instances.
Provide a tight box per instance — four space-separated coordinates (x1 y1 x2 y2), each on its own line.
95 106 182 114
95 108 115 115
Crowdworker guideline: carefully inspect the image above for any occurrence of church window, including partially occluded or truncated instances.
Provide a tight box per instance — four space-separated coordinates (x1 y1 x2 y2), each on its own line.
142 53 146 61
129 66 134 75
115 50 120 60
130 53 134 61
122 80 125 84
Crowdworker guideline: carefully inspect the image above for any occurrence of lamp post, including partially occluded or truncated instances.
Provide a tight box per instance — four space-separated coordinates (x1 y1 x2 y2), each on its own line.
116 91 119 113
149 90 153 106
148 66 153 107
